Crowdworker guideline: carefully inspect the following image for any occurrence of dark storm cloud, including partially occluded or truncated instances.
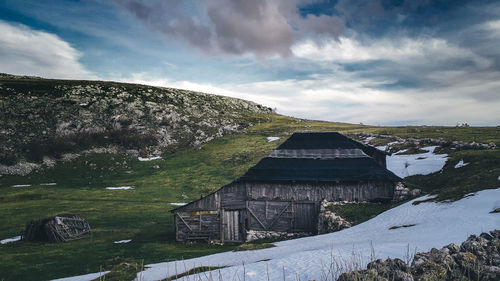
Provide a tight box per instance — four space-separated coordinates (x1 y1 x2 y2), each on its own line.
113 0 345 57
113 0 213 50
113 0 500 63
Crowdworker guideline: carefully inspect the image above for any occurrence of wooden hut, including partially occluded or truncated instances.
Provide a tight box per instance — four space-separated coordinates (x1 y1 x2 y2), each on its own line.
171 132 400 242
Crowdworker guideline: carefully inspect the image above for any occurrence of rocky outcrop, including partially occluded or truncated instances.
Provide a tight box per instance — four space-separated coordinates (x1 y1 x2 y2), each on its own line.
338 230 500 281
393 182 421 202
317 200 351 234
0 74 274 173
351 132 497 152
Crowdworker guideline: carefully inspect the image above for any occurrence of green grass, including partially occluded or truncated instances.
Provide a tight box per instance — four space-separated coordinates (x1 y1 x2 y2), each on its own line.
0 114 499 280
233 243 275 251
404 149 500 201
326 203 400 226
161 266 226 281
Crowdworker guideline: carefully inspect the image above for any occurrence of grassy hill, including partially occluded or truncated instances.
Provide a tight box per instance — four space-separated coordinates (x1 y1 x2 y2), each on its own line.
0 76 499 280
0 73 272 171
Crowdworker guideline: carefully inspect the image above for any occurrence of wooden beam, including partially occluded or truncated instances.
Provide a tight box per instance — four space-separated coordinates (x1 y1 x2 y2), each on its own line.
220 208 224 243
267 202 291 230
247 207 267 230
176 213 192 231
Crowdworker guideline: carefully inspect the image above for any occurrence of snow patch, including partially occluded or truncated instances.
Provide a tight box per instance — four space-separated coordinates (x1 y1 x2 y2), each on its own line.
386 146 448 178
114 239 132 244
376 145 387 151
138 156 162 161
363 136 375 143
135 188 500 281
266 136 280 142
454 160 469 169
1 235 21 244
11 184 31 187
170 203 187 206
40 183 57 186
50 271 111 281
105 186 134 190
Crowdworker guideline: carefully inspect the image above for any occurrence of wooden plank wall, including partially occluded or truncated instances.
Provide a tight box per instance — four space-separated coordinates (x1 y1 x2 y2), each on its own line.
246 200 317 233
242 181 394 202
174 211 221 242
174 192 220 211
220 184 246 210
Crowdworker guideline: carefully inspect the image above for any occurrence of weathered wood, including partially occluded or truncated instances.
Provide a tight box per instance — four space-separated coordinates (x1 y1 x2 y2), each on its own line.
220 208 224 243
247 207 267 230
176 213 193 231
266 202 291 229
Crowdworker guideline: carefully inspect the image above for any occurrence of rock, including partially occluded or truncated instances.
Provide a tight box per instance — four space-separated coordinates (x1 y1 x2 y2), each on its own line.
393 182 421 201
317 200 351 234
245 230 308 241
340 230 500 281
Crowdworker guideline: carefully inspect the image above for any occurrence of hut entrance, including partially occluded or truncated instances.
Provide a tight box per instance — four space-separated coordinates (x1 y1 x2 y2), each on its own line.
223 210 244 242
292 203 317 232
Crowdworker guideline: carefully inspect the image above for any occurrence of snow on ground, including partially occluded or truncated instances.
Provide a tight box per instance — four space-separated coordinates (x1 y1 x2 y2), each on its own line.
11 184 31 187
170 203 187 206
40 182 57 186
1 235 21 244
114 239 132 244
51 271 110 281
138 156 162 161
266 136 280 142
363 136 375 143
454 159 469 169
386 146 448 178
135 188 500 281
105 186 134 190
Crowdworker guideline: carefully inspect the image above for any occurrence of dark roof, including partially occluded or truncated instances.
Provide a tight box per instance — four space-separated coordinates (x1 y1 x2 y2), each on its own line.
276 132 388 155
236 157 401 182
236 132 400 183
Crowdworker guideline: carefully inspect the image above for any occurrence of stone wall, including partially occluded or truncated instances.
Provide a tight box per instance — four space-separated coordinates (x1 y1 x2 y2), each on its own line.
317 200 351 234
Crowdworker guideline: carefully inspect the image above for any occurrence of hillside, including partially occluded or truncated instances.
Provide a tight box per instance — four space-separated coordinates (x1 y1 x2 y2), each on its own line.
0 73 273 174
0 76 499 281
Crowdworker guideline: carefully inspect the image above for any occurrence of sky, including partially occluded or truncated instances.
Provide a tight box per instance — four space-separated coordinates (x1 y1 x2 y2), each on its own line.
1 0 499 126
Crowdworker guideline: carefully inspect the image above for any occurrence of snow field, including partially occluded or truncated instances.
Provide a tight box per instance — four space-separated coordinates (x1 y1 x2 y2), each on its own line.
386 146 448 178
135 188 500 281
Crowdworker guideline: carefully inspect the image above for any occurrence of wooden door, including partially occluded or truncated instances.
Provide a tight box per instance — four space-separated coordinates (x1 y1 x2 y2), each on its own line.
223 210 243 241
293 203 317 232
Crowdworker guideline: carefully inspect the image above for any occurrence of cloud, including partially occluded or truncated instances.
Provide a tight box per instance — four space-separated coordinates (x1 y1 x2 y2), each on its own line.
119 66 500 126
292 36 490 68
113 0 345 58
0 21 94 79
